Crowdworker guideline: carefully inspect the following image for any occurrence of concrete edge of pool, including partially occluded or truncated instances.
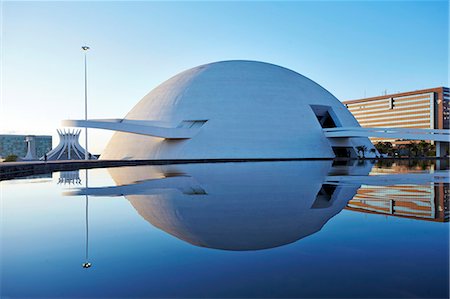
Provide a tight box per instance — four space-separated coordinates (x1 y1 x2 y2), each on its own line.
0 157 446 181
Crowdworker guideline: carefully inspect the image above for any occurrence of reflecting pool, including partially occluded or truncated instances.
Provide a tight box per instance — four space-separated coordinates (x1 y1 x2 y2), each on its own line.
1 160 448 298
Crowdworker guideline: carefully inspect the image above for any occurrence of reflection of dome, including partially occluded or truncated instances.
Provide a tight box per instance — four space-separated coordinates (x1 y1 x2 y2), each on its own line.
101 61 372 160
107 162 362 251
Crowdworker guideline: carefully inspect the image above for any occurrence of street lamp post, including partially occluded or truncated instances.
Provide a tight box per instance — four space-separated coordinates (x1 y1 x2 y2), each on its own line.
81 46 90 160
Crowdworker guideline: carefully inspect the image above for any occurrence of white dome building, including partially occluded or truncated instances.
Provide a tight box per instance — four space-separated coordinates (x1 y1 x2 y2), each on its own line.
66 60 385 159
100 60 373 160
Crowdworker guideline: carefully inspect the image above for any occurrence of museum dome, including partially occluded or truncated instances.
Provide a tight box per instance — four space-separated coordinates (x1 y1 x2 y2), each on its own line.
101 60 371 160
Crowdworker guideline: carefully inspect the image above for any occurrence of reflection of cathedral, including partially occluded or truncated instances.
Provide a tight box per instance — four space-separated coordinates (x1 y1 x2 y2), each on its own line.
58 170 82 185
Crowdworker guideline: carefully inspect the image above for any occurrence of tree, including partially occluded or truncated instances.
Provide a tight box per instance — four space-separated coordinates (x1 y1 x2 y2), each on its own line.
417 141 433 157
369 148 377 158
407 141 419 157
355 145 368 159
4 154 18 162
374 142 384 154
375 142 393 156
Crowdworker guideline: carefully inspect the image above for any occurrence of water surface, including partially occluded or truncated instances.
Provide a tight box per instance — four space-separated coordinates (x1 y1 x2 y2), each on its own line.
1 160 448 298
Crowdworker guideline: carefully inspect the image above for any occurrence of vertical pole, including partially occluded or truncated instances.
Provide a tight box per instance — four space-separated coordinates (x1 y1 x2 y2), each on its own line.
85 168 89 261
82 168 91 269
84 51 88 160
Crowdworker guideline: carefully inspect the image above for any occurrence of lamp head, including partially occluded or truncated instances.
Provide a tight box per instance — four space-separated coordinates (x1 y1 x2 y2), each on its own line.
81 46 90 51
82 262 92 269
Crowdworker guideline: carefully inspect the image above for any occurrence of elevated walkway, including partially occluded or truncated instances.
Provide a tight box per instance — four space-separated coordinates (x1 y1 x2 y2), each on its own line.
325 171 449 186
62 119 206 139
65 176 206 197
323 127 450 142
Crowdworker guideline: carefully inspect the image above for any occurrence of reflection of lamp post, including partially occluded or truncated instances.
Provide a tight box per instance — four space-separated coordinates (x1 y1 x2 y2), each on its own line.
82 168 91 269
81 46 90 160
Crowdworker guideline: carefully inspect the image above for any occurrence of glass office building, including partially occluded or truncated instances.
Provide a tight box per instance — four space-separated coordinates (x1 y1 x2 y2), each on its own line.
0 134 52 160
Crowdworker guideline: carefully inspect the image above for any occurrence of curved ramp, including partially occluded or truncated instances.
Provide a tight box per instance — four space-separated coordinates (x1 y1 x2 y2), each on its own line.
62 119 206 139
324 127 450 142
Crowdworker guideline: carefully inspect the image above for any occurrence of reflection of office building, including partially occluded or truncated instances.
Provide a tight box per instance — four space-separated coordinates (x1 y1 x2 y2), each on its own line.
343 87 450 156
9 173 53 181
346 183 448 222
346 163 449 222
0 134 52 159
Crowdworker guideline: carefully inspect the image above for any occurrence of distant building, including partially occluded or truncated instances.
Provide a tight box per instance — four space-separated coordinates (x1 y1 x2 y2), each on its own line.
0 134 52 160
343 87 449 156
44 129 95 160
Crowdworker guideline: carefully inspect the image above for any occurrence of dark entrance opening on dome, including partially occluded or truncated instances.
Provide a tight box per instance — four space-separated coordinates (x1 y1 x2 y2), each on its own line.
332 146 357 158
312 184 337 209
310 105 341 128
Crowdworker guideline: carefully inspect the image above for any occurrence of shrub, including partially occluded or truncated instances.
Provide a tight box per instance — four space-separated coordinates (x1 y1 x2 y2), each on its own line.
4 154 18 162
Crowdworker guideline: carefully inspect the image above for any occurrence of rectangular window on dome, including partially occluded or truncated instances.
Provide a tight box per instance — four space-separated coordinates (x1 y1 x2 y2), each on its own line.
177 120 208 129
310 105 341 128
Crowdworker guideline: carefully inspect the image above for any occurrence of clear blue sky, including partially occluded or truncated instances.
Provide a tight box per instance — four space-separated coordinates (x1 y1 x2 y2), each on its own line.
1 1 448 153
